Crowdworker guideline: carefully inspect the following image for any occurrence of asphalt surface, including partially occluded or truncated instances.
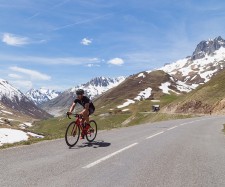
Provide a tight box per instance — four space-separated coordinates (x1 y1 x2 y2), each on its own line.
1 116 225 187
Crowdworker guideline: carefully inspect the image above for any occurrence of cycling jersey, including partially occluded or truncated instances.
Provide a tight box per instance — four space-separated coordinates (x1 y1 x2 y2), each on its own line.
74 96 95 114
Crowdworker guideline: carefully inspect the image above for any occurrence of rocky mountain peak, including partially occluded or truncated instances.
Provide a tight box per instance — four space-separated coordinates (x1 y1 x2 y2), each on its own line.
83 76 126 87
41 76 126 116
191 36 225 60
0 79 51 119
0 79 23 101
26 88 61 105
84 77 112 87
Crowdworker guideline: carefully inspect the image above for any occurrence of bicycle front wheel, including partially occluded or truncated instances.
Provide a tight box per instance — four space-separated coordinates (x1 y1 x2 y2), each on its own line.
86 120 97 142
65 122 80 147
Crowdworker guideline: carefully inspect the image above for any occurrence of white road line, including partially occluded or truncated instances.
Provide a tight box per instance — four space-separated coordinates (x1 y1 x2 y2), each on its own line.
146 131 164 139
83 143 138 169
82 117 222 169
167 126 178 131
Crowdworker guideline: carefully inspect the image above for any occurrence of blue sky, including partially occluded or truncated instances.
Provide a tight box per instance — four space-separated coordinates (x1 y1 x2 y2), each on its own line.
1 0 225 92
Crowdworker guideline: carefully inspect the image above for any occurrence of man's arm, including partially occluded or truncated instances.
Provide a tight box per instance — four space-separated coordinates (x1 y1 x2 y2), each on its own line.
81 103 89 113
68 102 76 114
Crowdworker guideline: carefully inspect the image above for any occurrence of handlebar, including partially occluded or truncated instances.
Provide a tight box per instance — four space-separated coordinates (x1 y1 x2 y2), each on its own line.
66 113 83 119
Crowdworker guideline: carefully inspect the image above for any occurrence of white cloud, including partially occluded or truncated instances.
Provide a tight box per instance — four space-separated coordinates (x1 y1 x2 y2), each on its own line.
2 33 30 46
81 38 92 46
8 74 23 79
107 58 124 66
0 54 100 65
10 66 51 81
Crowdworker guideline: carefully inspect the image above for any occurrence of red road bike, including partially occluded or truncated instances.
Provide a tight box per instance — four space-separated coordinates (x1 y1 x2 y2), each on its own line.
65 113 97 147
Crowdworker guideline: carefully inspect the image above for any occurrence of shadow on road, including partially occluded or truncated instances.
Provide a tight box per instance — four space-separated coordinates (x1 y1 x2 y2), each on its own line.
70 140 111 149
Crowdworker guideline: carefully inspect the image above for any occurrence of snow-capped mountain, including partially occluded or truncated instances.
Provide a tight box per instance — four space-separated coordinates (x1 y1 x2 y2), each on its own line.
70 76 126 99
26 88 61 105
159 36 225 91
92 36 225 112
0 79 51 119
93 70 186 111
191 36 225 60
40 76 126 116
41 36 225 116
162 69 225 115
0 79 24 101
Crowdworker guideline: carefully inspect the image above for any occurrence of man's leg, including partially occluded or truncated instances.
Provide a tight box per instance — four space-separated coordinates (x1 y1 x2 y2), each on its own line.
83 110 90 124
80 110 89 139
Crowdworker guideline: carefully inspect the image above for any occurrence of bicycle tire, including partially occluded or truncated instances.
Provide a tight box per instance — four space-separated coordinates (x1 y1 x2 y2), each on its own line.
65 122 80 147
86 120 97 142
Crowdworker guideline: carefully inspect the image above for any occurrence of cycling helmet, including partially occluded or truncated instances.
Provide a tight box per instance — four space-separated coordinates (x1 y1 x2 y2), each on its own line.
76 89 84 95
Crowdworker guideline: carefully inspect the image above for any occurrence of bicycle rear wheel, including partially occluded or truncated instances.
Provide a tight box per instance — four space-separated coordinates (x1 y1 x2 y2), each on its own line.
86 120 97 142
65 122 80 147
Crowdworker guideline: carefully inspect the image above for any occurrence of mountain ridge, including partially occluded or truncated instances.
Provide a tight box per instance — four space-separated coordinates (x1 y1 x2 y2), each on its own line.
93 36 225 114
191 36 225 60
0 79 52 119
160 36 225 90
40 76 126 116
26 88 62 105
162 68 225 114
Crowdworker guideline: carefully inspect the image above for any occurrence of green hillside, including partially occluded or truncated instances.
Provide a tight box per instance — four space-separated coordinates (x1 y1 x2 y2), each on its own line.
26 70 194 143
163 69 225 114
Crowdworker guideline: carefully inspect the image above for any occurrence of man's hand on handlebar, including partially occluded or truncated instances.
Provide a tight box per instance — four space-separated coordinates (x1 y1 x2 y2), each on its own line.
66 112 83 119
67 112 72 115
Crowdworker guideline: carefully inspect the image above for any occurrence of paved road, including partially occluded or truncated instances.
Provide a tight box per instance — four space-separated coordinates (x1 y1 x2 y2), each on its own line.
1 116 225 187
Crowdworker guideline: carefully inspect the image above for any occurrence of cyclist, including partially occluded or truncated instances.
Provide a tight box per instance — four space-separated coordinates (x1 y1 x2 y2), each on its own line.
67 89 95 139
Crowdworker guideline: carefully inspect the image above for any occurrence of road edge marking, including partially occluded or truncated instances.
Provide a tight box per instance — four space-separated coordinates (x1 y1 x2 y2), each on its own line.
82 143 138 169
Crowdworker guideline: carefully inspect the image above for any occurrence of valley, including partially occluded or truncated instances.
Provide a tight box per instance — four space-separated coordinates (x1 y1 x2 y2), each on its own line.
1 36 225 148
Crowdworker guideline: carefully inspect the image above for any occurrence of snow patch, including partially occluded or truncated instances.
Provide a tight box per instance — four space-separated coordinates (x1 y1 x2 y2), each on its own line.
199 69 218 82
176 81 199 92
122 108 129 112
146 70 152 74
117 88 152 108
136 73 146 78
19 122 32 129
0 128 28 146
117 99 135 108
1 110 13 115
27 132 44 138
134 88 152 101
159 82 171 94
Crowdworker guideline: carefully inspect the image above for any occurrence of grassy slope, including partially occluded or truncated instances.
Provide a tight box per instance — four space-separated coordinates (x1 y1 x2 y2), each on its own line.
0 104 49 149
26 93 194 143
1 71 197 148
24 71 195 144
163 69 225 114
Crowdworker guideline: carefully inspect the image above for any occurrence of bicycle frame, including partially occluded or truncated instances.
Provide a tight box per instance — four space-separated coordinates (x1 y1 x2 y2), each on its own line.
65 113 97 146
68 114 90 136
72 115 84 135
